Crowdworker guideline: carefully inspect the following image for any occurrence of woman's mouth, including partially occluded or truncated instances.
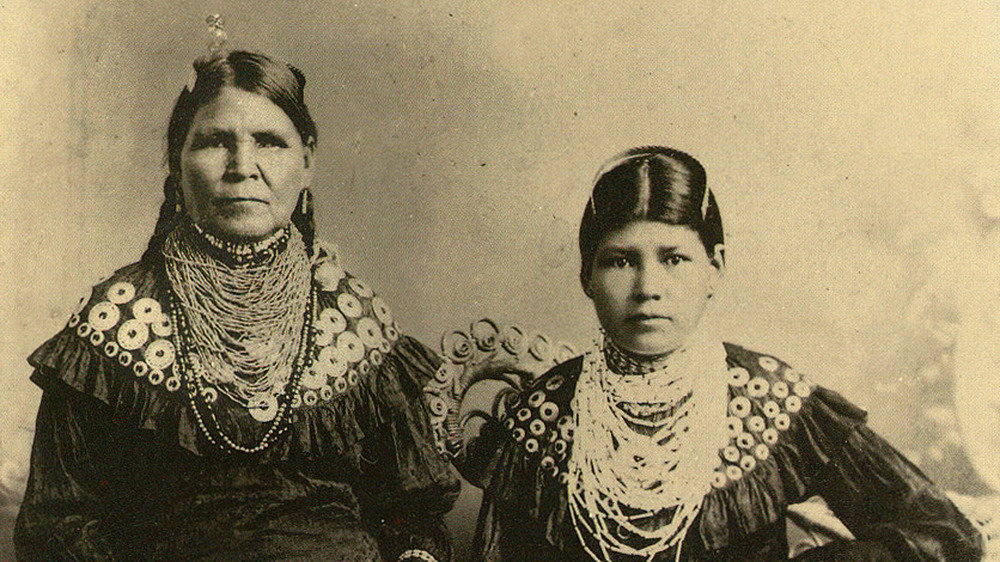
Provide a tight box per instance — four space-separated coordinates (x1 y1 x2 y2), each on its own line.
628 313 672 323
216 196 268 205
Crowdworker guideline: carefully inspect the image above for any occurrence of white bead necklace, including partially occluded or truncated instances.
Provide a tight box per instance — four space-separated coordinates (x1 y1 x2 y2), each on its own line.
567 334 729 562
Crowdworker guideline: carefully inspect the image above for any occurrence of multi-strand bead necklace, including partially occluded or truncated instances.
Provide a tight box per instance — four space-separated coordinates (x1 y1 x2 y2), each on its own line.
162 222 314 453
168 290 315 453
567 335 729 562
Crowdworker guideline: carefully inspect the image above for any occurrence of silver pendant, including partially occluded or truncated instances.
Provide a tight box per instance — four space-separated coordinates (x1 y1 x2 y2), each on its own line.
248 394 279 422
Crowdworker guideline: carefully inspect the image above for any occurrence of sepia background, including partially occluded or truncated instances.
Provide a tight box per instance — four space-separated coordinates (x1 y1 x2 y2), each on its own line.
1 1 998 558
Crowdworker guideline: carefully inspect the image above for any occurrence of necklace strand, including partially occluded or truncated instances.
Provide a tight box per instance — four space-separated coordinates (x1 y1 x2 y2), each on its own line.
191 221 291 266
567 338 717 562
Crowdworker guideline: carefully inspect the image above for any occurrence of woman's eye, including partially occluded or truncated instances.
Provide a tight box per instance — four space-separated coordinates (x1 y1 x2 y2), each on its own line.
191 133 227 149
254 133 288 148
664 255 688 266
599 256 633 268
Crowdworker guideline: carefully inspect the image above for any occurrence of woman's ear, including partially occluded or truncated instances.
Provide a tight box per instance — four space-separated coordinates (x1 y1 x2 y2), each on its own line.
710 244 726 271
301 144 315 188
708 244 725 298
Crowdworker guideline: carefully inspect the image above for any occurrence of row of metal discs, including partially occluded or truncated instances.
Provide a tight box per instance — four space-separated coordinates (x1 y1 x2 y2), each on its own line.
712 358 812 488
69 283 179 391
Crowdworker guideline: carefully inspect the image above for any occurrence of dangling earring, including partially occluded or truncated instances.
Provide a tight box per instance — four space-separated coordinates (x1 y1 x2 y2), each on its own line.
298 187 312 216
168 174 184 215
293 187 316 257
708 243 724 300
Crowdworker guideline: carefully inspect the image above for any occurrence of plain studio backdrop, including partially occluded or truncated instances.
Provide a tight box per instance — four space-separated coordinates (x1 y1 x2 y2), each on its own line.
1 1 999 558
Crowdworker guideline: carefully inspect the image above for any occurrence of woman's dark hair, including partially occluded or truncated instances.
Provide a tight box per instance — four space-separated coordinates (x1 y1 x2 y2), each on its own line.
579 146 724 290
142 50 318 263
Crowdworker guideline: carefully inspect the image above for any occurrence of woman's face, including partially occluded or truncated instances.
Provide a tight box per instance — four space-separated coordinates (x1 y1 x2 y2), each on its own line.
179 86 312 241
587 220 723 356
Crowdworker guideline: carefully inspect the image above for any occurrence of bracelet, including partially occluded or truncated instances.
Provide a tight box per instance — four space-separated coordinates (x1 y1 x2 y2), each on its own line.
398 549 438 562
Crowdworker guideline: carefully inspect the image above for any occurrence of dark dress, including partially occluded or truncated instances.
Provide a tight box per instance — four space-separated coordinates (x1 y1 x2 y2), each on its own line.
471 344 983 561
14 256 460 561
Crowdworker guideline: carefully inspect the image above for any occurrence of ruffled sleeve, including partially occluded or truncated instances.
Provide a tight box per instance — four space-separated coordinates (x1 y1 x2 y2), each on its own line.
471 419 566 562
474 342 984 561
700 344 983 560
351 335 462 562
17 259 462 561
790 387 984 561
24 265 173 433
14 385 119 561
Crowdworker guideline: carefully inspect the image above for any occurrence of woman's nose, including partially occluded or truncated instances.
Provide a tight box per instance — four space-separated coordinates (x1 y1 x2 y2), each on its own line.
226 141 260 180
633 265 667 300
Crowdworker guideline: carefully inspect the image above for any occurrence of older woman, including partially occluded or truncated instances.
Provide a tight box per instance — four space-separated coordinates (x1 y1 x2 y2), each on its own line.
15 50 458 561
472 147 982 561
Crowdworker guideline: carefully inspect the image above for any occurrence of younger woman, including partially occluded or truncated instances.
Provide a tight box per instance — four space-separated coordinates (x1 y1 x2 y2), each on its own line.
472 147 982 561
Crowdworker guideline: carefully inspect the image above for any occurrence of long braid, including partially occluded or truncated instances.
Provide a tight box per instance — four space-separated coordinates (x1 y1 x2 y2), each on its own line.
291 187 315 259
141 175 183 265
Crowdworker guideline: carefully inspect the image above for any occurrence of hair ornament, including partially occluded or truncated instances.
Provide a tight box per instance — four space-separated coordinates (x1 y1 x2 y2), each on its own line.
591 146 664 186
205 14 228 57
183 68 198 93
183 14 227 92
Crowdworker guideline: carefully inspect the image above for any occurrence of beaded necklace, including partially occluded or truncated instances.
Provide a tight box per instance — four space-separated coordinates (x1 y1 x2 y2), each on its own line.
169 289 315 453
567 333 729 562
162 222 311 409
192 221 291 266
162 222 315 453
603 338 673 375
603 339 690 431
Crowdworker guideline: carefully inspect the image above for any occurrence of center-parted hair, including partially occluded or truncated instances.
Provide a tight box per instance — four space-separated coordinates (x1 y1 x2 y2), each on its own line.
579 146 724 290
143 50 318 263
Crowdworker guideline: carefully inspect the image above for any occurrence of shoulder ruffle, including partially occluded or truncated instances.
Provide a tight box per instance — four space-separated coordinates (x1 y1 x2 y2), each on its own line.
480 357 581 552
28 261 171 429
500 357 579 472
27 253 444 467
273 333 444 473
698 343 867 550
